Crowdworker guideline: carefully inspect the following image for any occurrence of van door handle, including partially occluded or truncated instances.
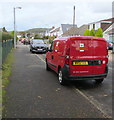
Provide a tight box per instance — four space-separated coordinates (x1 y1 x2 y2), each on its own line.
52 55 54 59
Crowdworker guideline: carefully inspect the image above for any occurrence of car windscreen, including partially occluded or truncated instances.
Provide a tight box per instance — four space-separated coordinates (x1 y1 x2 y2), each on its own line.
33 40 44 44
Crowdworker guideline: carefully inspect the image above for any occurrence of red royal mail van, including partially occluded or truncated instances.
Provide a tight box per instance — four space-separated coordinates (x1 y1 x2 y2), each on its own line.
46 36 108 85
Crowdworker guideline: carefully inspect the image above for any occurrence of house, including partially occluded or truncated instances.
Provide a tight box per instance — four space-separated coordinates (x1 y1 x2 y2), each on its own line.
61 24 77 34
49 27 61 37
45 24 78 37
62 24 88 37
88 18 114 31
88 18 114 40
103 23 114 41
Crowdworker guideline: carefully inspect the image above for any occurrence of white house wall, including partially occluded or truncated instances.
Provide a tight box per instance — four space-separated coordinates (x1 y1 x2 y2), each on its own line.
103 33 109 40
89 24 93 30
95 22 101 30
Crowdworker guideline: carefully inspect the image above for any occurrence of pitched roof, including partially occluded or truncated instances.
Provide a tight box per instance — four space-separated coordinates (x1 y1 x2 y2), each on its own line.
100 18 114 22
62 24 88 36
50 27 60 33
102 18 114 31
78 25 89 35
61 24 77 33
62 27 79 36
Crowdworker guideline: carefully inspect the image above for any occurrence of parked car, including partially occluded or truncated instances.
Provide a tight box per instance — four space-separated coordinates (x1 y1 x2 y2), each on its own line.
21 38 26 43
24 38 30 45
46 36 108 85
107 40 113 50
18 38 22 41
30 39 48 53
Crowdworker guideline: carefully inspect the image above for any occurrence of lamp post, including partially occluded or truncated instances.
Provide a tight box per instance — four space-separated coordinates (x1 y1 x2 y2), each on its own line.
14 7 21 48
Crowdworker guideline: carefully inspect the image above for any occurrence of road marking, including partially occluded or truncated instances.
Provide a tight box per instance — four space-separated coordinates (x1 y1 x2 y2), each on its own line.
36 54 46 63
73 88 112 118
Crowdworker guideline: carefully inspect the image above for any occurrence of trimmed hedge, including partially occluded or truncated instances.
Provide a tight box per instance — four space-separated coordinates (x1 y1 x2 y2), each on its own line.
1 32 13 41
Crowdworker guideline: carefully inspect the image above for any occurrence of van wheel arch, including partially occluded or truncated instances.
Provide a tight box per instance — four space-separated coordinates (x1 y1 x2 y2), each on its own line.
46 59 51 71
58 66 67 85
58 66 61 74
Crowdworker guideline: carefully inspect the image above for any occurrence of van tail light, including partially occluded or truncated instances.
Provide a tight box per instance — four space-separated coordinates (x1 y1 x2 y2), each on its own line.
65 58 69 65
65 48 70 65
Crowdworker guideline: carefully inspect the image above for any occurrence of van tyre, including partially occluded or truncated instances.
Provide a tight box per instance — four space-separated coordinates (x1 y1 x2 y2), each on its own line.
46 62 50 71
58 69 66 85
95 79 104 84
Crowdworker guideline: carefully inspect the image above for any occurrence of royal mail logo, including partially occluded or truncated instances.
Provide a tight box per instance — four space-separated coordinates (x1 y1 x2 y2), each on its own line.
80 43 84 47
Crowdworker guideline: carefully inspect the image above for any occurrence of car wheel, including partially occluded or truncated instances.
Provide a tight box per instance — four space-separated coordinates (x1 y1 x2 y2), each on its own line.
30 49 32 52
95 79 104 84
58 69 66 85
46 62 51 71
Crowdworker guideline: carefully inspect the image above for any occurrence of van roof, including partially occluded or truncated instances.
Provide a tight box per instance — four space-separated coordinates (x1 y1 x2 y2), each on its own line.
54 36 106 41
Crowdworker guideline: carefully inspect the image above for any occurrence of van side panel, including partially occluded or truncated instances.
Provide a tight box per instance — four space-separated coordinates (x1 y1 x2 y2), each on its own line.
53 40 67 73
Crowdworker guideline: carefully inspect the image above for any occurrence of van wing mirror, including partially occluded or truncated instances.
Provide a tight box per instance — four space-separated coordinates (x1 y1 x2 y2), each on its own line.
48 49 53 52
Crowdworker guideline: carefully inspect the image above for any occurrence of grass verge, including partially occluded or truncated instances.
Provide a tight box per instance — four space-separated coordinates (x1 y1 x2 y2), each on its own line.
1 49 14 110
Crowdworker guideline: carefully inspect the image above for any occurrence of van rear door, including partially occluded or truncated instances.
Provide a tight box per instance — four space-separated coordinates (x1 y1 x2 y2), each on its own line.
69 38 108 76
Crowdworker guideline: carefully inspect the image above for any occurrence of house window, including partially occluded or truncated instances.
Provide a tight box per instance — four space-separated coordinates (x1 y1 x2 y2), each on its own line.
109 34 114 41
93 24 95 29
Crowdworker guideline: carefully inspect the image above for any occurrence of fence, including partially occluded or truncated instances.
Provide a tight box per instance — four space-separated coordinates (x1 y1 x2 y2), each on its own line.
2 40 13 63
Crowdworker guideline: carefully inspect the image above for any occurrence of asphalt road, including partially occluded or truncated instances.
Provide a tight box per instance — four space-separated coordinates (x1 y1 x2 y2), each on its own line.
3 43 113 118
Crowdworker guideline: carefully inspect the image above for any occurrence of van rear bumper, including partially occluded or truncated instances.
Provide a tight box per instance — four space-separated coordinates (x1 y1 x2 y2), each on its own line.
66 73 107 80
62 64 108 80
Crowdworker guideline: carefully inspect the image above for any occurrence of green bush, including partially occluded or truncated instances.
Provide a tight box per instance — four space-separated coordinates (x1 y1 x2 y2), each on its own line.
84 28 103 37
95 28 103 37
90 29 95 36
84 29 90 36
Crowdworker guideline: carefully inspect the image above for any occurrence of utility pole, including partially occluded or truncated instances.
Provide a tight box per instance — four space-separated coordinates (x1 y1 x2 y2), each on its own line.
13 7 22 48
112 1 114 53
72 6 76 36
73 6 76 27
14 7 16 48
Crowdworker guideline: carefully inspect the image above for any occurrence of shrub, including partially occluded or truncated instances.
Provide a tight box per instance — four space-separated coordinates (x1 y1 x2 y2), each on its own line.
95 28 103 37
84 29 90 36
90 29 95 36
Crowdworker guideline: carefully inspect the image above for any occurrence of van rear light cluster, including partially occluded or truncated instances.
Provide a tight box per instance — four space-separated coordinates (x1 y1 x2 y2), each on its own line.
65 48 70 65
103 60 106 64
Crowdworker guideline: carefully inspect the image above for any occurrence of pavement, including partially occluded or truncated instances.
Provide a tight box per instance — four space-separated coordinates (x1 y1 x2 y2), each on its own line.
2 43 113 118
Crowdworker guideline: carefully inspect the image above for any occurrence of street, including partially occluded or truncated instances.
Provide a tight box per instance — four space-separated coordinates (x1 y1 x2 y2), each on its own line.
3 43 112 118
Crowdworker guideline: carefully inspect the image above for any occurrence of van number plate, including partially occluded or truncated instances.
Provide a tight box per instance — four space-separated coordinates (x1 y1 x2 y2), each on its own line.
72 61 88 65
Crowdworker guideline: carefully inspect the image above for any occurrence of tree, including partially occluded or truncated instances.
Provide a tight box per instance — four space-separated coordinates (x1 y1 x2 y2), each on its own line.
95 28 103 37
48 35 56 44
10 31 14 37
2 27 7 32
90 29 95 36
34 34 41 39
84 29 90 36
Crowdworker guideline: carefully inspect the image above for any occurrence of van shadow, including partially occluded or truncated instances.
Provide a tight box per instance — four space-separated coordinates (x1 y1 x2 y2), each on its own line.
48 69 102 90
68 80 102 90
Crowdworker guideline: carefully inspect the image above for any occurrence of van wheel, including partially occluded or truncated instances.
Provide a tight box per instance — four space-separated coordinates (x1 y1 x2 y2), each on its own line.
95 79 104 84
46 62 50 71
58 69 66 85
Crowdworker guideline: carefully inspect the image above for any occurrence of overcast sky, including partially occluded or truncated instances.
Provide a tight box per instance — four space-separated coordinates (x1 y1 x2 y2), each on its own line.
0 0 113 31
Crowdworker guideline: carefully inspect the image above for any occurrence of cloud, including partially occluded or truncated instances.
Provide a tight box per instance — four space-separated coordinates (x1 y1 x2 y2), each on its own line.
0 0 113 31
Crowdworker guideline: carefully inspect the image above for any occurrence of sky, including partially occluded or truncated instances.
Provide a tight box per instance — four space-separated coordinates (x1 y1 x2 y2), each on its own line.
0 0 113 31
